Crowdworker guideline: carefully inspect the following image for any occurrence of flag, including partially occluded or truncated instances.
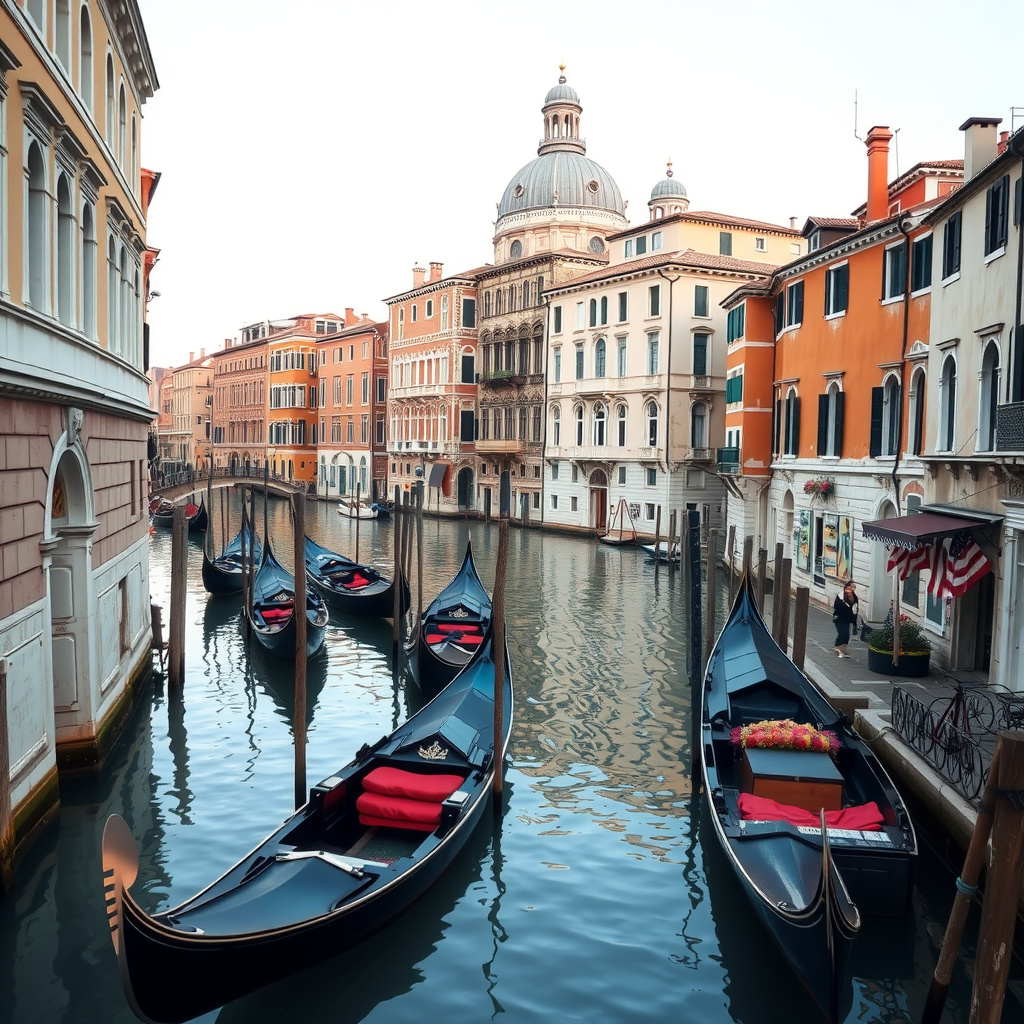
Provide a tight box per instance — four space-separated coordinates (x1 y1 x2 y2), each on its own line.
944 534 991 598
887 543 929 581
886 546 909 576
927 541 949 599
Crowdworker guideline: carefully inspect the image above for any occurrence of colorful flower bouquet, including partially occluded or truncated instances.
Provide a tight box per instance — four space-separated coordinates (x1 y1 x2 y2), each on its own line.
803 477 835 500
730 718 841 755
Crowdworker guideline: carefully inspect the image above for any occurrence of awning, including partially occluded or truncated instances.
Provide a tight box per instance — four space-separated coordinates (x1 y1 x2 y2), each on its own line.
861 511 993 549
427 461 450 488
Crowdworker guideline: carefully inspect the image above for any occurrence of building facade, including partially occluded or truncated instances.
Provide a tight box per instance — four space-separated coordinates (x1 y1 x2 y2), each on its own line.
211 336 268 476
0 0 158 884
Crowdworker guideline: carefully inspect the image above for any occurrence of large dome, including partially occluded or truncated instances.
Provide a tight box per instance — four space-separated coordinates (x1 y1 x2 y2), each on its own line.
498 152 625 219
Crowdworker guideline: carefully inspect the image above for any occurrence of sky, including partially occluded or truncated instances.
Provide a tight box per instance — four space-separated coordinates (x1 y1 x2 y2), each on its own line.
135 0 1024 369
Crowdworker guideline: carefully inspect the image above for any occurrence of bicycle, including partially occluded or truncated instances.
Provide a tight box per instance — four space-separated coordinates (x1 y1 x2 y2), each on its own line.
925 678 994 800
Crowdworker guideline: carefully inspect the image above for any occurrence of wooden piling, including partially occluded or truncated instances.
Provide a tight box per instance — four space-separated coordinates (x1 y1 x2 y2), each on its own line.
770 543 784 644
415 479 424 639
687 508 703 686
492 472 511 801
392 485 401 654
150 601 165 673
0 657 12 893
168 504 188 687
355 481 361 565
247 485 257 628
791 586 809 670
291 492 307 809
653 506 662 575
703 529 717 668
727 525 737 598
776 558 793 654
668 510 678 571
970 731 1024 1024
921 746 1002 1024
756 547 768 615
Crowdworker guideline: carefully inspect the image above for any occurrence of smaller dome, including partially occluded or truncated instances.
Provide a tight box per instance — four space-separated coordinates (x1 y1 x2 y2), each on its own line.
544 66 579 107
651 160 687 199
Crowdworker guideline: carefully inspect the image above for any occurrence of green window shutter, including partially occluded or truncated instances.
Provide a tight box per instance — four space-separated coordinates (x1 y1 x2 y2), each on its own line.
817 394 829 453
834 390 845 456
693 333 708 375
837 264 849 311
869 387 884 457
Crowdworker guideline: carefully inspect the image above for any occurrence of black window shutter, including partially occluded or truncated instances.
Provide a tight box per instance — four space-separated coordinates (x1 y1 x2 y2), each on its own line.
774 294 784 335
794 282 804 324
837 265 849 311
834 390 845 455
790 397 801 455
1015 176 1023 226
869 387 884 457
773 397 781 454
817 394 829 453
985 187 993 251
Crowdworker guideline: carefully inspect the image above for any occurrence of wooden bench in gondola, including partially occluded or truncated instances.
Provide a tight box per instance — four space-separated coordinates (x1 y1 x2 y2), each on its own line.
741 748 843 813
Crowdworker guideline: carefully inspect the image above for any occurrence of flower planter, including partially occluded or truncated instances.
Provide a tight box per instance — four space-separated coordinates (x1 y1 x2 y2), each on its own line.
867 648 931 677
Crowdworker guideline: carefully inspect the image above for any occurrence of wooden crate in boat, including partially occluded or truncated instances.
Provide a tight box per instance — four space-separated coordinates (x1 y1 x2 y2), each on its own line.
741 748 843 812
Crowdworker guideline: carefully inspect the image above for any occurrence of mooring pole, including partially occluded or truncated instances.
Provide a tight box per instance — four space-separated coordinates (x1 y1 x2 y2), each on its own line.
792 586 809 670
247 484 257 629
727 525 737 600
770 542 784 644
756 547 768 615
703 529 717 669
687 508 703 686
492 471 510 802
355 481 361 566
291 492 308 809
653 505 662 577
416 474 424 638
168 504 188 688
776 557 793 654
0 657 12 894
392 485 401 656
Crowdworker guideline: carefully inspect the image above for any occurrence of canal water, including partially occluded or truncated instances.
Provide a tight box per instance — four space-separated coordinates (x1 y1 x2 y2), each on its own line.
1 488 1020 1023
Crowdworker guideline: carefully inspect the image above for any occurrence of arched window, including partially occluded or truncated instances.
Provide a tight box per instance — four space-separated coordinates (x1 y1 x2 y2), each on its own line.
27 142 48 312
105 55 115 147
939 355 957 452
784 388 800 456
57 174 74 326
131 115 138 188
822 381 844 457
589 297 597 328
908 367 926 456
617 404 627 446
593 403 607 446
107 237 118 353
594 337 606 377
979 342 1000 452
646 401 659 447
574 405 584 446
690 401 707 448
882 374 901 456
119 247 130 357
118 82 126 166
552 407 560 447
81 202 97 339
79 6 93 110
56 0 71 72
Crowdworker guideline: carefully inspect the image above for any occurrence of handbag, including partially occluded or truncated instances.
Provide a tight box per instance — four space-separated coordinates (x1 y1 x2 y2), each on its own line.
859 622 871 642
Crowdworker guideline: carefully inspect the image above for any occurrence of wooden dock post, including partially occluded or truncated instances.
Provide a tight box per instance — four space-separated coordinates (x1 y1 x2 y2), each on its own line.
727 525 737 599
969 732 1024 1024
668 510 678 571
770 543 784 644
392 485 401 654
703 529 717 669
653 506 662 574
687 508 703 686
168 504 188 688
756 547 768 615
0 657 12 894
791 586 809 670
354 481 361 565
246 485 257 630
492 471 511 802
291 492 307 809
776 558 793 653
415 475 424 639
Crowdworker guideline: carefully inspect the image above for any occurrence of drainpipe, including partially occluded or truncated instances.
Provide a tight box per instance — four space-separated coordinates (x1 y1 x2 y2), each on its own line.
656 268 680 485
892 214 915 516
1009 132 1024 403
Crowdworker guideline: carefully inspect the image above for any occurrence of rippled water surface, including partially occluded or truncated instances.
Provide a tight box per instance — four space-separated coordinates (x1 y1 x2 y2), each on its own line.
1 489 1019 1023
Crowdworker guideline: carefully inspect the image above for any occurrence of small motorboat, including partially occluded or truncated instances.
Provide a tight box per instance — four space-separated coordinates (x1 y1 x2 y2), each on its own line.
304 537 410 618
338 498 377 519
598 498 637 546
641 540 679 562
101 633 513 1024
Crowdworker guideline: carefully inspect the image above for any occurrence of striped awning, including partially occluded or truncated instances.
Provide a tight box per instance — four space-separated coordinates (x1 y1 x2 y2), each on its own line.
861 511 991 550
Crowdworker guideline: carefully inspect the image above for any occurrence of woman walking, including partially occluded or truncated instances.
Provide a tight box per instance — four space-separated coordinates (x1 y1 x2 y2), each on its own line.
833 580 859 658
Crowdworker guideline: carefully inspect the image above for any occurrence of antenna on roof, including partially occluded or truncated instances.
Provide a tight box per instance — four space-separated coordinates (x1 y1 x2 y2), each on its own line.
893 127 901 180
853 89 862 141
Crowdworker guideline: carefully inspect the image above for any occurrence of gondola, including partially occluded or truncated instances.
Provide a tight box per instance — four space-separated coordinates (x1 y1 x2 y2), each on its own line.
413 540 492 699
700 576 916 1022
641 539 679 562
304 536 410 618
247 540 328 659
101 633 513 1024
338 498 377 519
598 497 637 546
201 510 263 595
150 496 208 533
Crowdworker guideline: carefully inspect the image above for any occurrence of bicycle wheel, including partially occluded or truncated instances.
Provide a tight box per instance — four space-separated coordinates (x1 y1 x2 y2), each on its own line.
963 690 995 734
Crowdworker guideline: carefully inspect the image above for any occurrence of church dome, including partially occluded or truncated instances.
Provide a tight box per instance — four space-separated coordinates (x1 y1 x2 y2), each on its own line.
651 161 687 199
544 81 580 106
498 152 625 219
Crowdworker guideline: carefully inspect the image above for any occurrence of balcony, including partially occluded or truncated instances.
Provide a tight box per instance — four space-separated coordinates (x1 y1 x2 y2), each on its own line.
638 446 663 461
481 371 523 388
476 438 526 454
996 402 1024 452
391 440 461 456
717 446 741 474
688 374 712 390
685 447 714 463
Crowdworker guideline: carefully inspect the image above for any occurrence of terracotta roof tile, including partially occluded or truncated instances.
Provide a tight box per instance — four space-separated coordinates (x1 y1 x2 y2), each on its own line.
547 250 776 290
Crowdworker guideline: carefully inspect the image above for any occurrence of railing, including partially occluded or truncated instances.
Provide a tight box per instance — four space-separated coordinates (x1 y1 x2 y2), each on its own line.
685 447 713 462
476 439 526 454
996 401 1024 451
890 685 989 803
717 446 740 474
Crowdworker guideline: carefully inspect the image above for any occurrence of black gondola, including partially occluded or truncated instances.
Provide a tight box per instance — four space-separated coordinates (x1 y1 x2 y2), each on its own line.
700 576 916 1023
246 540 328 659
101 634 513 1024
303 536 410 618
201 510 263 595
413 540 491 699
150 496 208 533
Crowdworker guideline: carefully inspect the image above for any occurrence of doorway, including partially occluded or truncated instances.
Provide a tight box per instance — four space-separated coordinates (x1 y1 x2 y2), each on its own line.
457 467 475 511
590 469 608 532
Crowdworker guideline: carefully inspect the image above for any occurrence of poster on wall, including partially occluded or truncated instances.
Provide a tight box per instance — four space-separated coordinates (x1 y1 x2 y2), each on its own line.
822 514 839 577
837 516 853 582
795 510 811 573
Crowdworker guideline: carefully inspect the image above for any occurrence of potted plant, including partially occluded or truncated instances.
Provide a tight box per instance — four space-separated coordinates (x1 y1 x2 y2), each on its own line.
867 613 932 677
803 477 835 501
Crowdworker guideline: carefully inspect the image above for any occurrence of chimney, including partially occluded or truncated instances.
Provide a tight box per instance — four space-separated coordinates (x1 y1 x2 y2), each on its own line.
412 265 426 288
865 126 893 223
999 130 1010 155
189 351 194 362
344 307 356 326
200 347 205 358
789 217 797 229
224 338 231 349
960 117 1002 181
429 261 443 282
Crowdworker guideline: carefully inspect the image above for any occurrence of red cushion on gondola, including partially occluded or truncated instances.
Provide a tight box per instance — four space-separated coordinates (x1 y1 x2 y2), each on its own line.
343 574 370 589
737 793 884 831
452 635 483 645
185 503 198 517
437 623 481 634
356 791 442 826
260 605 293 623
362 767 463 802
426 634 447 644
357 814 437 833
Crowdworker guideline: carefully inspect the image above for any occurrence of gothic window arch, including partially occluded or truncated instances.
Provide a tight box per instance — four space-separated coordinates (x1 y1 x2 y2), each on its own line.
117 81 126 166
574 404 584 446
646 400 659 447
105 54 115 147
81 201 97 339
690 401 707 448
551 406 560 447
594 337 606 377
979 341 1000 452
79 5 93 110
27 141 48 312
617 403 627 446
938 355 956 453
56 173 74 326
593 402 607 446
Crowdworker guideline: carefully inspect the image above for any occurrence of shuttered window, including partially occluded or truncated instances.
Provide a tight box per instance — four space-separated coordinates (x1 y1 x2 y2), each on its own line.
942 212 962 279
825 263 848 315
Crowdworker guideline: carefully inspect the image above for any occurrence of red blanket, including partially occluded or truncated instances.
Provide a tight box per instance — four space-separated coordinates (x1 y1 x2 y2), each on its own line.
738 793 884 831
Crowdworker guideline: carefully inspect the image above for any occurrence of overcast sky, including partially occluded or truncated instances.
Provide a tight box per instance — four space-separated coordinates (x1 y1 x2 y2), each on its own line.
136 0 1024 369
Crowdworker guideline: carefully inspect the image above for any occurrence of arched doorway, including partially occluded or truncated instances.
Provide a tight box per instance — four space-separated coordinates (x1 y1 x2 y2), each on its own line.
869 498 897 622
457 467 474 511
590 468 609 532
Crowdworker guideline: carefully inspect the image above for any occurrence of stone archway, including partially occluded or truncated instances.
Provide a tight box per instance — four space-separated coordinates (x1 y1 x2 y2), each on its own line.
589 468 609 532
869 498 897 622
457 467 475 511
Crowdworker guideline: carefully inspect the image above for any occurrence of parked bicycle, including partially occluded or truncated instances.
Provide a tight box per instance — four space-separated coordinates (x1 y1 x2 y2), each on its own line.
925 678 994 797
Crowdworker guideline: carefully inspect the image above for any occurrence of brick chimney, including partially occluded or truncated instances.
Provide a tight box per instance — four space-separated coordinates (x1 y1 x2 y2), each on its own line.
865 126 893 223
188 351 194 362
960 117 1002 181
429 261 443 282
344 307 357 326
412 265 426 288
200 347 205 358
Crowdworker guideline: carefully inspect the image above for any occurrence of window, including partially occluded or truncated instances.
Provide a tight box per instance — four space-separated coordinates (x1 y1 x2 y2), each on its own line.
727 304 745 343
755 237 766 252
647 333 660 374
595 337 606 377
690 402 707 447
725 373 743 403
376 376 386 402
719 231 732 256
618 292 627 322
441 295 449 330
824 263 848 316
462 298 476 327
600 295 608 325
346 374 354 405
646 467 657 487
883 242 907 300
618 466 626 485
553 305 562 333
411 304 418 323
594 403 607 446
785 281 804 326
461 353 474 383
361 372 369 404
937 357 956 451
693 333 708 375
79 7 93 109
817 384 844 457
551 460 559 480
694 284 709 318
551 494 559 509
773 292 785 336
552 408 561 447
589 298 597 327
576 302 585 329
636 235 648 255
425 299 433 318
909 367 926 456
942 212 961 279
617 404 626 446
624 239 633 258
911 234 933 292
649 285 661 317
574 406 584 446
985 174 1010 256
575 344 584 379
646 401 659 446
651 231 663 251
554 348 561 383
617 337 627 377
783 390 800 456
979 342 1000 452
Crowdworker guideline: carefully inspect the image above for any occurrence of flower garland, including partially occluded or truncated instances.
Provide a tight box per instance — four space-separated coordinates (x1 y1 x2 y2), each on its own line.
803 477 835 500
730 718 841 754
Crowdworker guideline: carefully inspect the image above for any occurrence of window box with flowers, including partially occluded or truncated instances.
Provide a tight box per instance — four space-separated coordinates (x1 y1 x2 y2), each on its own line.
867 613 932 677
803 477 835 501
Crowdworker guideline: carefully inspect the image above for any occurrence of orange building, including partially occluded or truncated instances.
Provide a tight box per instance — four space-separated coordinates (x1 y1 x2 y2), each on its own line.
723 127 962 621
212 336 268 476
